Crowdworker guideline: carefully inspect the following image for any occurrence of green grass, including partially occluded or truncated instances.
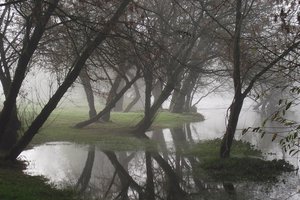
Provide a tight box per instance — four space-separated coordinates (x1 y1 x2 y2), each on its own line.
186 139 295 182
0 161 78 200
199 157 294 182
30 108 204 146
186 138 262 158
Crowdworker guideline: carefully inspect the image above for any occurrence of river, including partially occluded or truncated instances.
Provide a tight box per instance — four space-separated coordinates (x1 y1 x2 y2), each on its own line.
20 104 300 199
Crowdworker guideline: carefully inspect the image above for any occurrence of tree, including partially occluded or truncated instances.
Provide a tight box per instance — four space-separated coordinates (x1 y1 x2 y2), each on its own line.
0 0 132 160
0 5 22 150
200 0 300 158
133 0 214 133
79 68 97 119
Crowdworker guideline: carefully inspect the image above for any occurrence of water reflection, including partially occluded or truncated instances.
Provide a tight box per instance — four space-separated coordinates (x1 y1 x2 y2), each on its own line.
21 109 300 200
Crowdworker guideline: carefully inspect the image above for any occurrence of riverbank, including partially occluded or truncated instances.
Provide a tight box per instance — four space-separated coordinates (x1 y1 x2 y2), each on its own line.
1 109 204 200
0 160 78 200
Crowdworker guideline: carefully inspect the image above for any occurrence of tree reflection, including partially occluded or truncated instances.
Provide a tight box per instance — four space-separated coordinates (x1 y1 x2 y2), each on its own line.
76 145 95 194
103 150 144 199
72 129 238 199
71 124 297 200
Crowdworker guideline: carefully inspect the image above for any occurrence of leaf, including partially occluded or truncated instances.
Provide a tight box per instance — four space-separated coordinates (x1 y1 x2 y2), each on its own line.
289 149 296 155
261 131 266 138
262 119 268 127
293 131 298 139
272 133 278 142
291 149 299 156
252 127 260 132
289 149 299 156
290 87 295 93
242 127 250 135
286 102 292 110
285 120 296 126
279 138 285 145
271 111 279 121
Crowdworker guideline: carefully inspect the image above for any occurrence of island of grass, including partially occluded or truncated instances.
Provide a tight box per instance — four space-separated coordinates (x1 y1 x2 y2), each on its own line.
185 139 295 182
31 108 205 145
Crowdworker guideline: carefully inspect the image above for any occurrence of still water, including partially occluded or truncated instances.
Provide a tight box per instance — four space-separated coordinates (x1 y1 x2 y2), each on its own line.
20 108 300 200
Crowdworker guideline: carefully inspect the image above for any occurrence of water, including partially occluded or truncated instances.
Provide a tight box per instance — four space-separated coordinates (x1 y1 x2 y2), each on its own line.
20 108 300 199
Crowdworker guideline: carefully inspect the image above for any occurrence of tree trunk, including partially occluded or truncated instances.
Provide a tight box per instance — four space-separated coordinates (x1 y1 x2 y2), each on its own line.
79 69 97 118
151 151 186 199
103 150 144 197
0 107 20 151
220 97 244 158
102 74 122 122
144 66 153 130
219 0 243 159
123 81 140 112
5 0 131 160
134 80 175 134
145 152 155 200
171 127 188 177
172 77 189 113
183 92 192 112
76 145 95 193
168 82 181 111
152 79 163 109
183 73 199 112
0 72 20 151
0 0 59 139
74 74 139 128
113 79 125 112
172 70 199 113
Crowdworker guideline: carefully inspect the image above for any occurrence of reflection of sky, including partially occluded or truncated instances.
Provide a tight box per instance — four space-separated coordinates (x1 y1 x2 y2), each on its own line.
21 142 88 187
21 141 300 200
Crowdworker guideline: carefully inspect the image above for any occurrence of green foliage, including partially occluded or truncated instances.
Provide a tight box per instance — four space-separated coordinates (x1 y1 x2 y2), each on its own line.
280 131 299 156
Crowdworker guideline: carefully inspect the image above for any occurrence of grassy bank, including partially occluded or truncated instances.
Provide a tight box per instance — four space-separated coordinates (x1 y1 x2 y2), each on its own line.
0 161 77 200
186 139 295 182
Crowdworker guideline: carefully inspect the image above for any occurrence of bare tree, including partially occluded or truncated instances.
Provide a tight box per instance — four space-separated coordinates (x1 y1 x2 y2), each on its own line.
0 0 132 160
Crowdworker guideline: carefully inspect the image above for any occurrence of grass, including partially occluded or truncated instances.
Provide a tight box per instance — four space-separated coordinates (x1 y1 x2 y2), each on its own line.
186 139 295 182
0 161 78 200
186 138 262 158
30 107 204 146
199 157 294 182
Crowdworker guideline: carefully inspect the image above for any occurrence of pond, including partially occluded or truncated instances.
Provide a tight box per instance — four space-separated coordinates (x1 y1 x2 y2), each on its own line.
20 108 300 200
